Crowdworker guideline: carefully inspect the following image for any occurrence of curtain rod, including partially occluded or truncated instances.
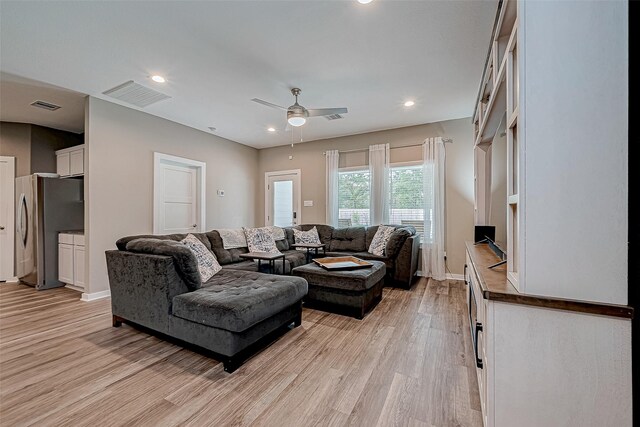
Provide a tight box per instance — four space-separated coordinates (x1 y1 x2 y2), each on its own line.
323 138 453 155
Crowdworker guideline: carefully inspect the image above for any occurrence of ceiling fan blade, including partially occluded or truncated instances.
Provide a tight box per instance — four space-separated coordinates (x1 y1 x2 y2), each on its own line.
306 107 348 117
251 98 287 110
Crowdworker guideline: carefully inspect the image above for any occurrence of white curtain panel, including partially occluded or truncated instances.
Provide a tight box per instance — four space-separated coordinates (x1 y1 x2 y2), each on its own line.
325 149 340 227
369 143 390 225
422 137 446 280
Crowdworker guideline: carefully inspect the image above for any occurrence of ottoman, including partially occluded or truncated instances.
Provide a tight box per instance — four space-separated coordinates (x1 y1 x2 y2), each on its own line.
292 260 386 319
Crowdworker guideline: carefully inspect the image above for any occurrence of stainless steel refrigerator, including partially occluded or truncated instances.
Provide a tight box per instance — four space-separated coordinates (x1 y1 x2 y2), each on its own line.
15 174 84 289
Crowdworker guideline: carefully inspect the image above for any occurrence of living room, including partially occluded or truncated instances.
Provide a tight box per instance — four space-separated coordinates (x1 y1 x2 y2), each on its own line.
0 1 633 426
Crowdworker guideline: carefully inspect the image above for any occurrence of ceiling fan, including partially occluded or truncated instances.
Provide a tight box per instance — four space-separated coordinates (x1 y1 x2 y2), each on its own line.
251 88 348 127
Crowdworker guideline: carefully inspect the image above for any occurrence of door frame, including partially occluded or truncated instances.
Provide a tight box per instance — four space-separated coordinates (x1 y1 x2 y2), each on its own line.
264 169 301 226
0 156 15 281
153 152 206 234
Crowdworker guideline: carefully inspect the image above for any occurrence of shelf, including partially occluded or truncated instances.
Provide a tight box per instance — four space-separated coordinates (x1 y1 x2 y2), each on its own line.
508 109 518 129
474 73 506 147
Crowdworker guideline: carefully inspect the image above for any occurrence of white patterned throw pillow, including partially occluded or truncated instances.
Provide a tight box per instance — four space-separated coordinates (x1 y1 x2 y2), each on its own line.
368 225 395 256
293 226 321 251
243 227 281 254
181 234 221 282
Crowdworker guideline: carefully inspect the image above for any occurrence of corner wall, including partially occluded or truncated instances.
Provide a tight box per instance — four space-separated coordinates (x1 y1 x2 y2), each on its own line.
257 118 475 274
85 97 258 295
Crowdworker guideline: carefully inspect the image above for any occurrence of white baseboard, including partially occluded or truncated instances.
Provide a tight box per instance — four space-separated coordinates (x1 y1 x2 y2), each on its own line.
1 277 19 283
417 271 465 281
81 290 111 301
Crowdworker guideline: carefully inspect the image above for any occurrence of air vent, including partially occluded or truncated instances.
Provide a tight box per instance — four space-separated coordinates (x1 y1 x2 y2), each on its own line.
30 100 61 111
325 114 343 121
208 127 217 132
102 80 171 108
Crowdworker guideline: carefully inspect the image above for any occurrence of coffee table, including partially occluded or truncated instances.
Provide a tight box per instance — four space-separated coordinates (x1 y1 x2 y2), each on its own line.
292 259 385 319
239 252 287 274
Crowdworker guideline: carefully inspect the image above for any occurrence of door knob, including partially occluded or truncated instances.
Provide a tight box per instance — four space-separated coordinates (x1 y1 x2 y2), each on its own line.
192 224 197 228
0 226 4 230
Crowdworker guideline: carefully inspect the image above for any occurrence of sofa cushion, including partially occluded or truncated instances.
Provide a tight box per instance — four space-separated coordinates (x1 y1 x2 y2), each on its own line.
181 234 221 281
125 238 202 290
116 233 211 252
297 224 334 245
385 228 412 259
207 230 249 265
171 269 307 333
275 238 290 252
329 227 366 252
350 252 394 269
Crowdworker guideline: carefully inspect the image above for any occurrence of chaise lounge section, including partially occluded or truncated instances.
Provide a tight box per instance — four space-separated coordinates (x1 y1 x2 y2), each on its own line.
106 234 307 373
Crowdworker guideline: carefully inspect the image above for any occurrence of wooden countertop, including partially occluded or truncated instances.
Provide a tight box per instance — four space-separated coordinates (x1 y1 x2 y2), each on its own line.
465 241 633 319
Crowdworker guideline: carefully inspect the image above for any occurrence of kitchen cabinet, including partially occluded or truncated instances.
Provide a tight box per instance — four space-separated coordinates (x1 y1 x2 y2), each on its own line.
58 232 85 291
55 145 84 177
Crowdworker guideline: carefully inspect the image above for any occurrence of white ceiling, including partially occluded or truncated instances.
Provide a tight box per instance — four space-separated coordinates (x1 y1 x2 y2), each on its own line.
0 73 86 133
0 1 496 148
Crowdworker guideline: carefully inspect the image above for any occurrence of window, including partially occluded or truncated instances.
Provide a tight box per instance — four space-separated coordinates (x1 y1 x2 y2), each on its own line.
389 164 427 238
338 169 370 226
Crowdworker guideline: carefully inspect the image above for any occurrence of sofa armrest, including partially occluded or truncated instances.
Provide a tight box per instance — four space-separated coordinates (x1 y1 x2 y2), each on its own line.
105 250 191 334
391 234 420 287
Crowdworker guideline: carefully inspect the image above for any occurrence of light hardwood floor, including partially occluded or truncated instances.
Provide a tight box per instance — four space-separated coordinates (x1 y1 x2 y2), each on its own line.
0 278 481 427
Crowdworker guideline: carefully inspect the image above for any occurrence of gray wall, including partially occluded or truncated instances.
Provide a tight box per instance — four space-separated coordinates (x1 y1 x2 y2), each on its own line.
30 125 83 173
85 97 259 294
257 118 475 274
0 121 82 176
0 122 31 176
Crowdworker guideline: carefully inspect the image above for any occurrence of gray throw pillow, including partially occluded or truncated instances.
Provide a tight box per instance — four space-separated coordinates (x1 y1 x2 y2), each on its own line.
181 234 221 282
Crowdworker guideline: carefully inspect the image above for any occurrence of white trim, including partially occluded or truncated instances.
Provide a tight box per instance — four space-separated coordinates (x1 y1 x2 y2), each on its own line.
264 169 302 226
417 271 465 281
153 152 206 234
0 156 15 281
391 160 422 168
81 289 111 301
338 165 368 172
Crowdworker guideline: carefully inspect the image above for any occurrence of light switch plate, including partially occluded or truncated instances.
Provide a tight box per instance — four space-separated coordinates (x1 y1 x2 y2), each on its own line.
304 200 313 207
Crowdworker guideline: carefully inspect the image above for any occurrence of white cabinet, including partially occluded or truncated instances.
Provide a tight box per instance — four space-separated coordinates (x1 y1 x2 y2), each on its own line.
56 152 70 177
58 242 74 284
58 232 85 291
55 145 84 177
465 243 631 427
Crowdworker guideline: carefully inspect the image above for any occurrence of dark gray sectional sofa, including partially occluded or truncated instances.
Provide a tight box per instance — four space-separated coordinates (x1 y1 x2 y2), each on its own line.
105 223 419 372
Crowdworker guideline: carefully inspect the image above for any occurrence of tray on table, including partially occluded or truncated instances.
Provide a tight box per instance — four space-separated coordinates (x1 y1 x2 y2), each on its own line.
312 256 373 271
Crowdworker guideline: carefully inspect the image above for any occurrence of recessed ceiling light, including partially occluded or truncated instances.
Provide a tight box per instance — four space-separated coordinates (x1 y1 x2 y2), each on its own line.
267 127 276 132
404 100 415 107
151 75 166 83
358 0 373 4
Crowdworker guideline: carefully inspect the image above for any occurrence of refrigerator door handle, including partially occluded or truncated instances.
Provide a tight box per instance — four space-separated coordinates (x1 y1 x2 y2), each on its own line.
17 193 28 247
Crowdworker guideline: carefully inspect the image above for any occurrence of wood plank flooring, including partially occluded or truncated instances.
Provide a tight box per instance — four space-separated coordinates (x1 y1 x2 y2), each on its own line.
0 278 481 427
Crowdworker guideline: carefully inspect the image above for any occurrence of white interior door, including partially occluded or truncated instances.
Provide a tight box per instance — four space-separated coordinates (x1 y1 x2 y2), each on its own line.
0 156 16 281
265 170 301 227
154 153 206 235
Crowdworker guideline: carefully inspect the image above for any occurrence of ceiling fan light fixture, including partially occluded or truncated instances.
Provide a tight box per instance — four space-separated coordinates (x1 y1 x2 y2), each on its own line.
358 0 373 4
288 116 306 127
